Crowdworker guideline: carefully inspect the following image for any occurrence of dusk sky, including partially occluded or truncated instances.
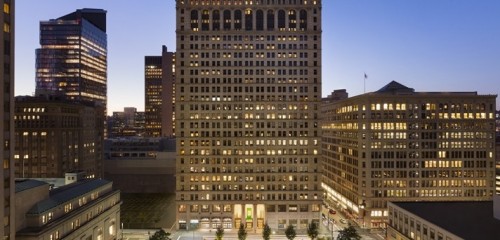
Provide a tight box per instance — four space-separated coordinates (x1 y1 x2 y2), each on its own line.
15 0 500 113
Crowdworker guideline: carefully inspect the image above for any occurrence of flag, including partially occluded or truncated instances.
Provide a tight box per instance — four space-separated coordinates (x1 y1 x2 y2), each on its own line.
364 73 368 79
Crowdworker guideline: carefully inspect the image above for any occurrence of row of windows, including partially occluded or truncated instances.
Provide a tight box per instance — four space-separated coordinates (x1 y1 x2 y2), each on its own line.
181 42 318 50
184 8 317 31
184 77 316 84
180 156 317 164
184 60 314 68
180 68 317 77
179 192 319 201
181 0 319 6
184 34 314 42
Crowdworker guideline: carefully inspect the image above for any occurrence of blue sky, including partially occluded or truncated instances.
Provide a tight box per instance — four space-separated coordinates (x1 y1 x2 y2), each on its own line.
15 0 500 113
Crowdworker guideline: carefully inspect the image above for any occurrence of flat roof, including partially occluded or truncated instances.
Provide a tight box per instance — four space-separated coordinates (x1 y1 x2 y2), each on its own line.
392 201 500 240
15 179 49 193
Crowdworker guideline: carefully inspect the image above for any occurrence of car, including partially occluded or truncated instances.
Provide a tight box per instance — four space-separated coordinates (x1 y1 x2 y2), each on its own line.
339 219 347 224
329 209 336 214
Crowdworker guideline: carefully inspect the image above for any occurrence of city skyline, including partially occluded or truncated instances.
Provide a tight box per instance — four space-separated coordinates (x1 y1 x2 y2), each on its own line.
15 0 500 113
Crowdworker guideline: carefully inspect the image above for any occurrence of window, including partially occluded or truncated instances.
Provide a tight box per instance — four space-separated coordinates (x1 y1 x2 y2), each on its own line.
3 23 10 33
267 10 275 30
278 10 286 29
256 10 264 30
245 9 253 30
3 3 9 14
179 205 187 212
278 205 286 212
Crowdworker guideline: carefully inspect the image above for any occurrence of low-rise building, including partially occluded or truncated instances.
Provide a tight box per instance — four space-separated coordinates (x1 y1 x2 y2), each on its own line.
103 137 175 193
387 200 500 240
15 178 121 240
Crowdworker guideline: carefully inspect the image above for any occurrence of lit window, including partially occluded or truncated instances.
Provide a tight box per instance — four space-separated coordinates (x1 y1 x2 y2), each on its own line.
3 23 9 33
3 3 9 14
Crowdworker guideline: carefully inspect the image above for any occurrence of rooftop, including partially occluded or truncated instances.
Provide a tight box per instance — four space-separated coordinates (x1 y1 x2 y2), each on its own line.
27 179 111 215
15 179 49 193
392 201 500 240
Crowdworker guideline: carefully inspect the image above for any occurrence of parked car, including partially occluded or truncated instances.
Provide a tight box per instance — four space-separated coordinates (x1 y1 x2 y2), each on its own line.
339 219 347 224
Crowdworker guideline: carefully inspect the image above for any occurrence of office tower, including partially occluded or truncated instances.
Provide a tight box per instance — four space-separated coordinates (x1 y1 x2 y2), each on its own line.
35 8 107 115
1 0 14 239
14 95 105 179
321 81 497 229
175 0 323 231
145 46 175 137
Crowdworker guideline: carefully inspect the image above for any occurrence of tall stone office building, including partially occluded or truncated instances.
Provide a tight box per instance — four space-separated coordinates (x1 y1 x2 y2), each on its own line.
175 0 323 231
1 0 14 239
145 46 175 137
14 95 105 179
35 9 107 120
321 81 497 229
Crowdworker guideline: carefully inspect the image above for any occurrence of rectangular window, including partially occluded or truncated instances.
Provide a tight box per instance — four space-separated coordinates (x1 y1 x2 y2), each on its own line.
278 205 286 212
3 3 9 14
3 23 9 33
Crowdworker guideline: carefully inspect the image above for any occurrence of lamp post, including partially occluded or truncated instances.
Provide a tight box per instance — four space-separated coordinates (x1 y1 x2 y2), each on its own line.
121 222 123 240
359 200 366 228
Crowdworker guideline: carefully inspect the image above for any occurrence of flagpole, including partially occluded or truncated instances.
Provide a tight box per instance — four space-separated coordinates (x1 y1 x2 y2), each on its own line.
363 73 367 93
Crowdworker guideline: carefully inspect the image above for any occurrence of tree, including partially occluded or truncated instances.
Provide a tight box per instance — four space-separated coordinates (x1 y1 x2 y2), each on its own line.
238 223 248 240
262 223 272 240
149 229 171 240
215 226 224 240
307 222 319 240
285 225 297 240
336 224 361 240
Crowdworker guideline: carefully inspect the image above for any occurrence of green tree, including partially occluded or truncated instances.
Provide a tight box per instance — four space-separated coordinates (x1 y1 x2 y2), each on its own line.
215 226 224 240
336 224 361 240
238 223 247 240
285 225 297 240
149 229 171 240
262 223 272 240
307 222 319 240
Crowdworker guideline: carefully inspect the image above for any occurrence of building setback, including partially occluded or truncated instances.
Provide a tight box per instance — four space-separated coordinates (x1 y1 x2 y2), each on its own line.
321 81 497 229
14 95 105 179
175 0 323 231
1 0 14 239
145 46 175 137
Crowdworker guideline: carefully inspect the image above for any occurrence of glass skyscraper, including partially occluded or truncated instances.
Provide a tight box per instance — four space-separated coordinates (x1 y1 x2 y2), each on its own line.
35 9 107 110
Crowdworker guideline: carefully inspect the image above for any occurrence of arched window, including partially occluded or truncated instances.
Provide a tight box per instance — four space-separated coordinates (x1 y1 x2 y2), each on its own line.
256 10 264 30
245 9 253 30
234 10 242 30
288 10 296 29
299 10 307 30
267 10 275 30
201 10 210 31
223 10 231 30
213 10 221 30
191 10 199 31
277 10 286 30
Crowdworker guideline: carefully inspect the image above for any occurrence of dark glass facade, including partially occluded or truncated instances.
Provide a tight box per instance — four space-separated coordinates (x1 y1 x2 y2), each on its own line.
35 9 107 109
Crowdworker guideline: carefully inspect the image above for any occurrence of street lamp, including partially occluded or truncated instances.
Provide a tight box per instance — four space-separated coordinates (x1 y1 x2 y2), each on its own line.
359 200 366 228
